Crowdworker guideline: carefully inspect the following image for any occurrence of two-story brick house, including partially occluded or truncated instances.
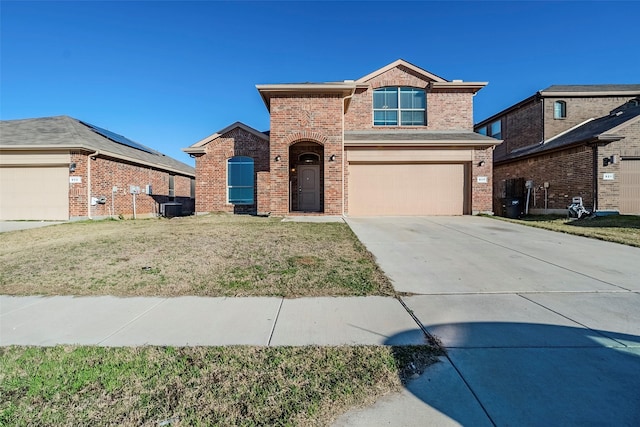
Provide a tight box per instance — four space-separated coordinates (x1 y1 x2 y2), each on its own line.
475 85 640 215
185 59 500 216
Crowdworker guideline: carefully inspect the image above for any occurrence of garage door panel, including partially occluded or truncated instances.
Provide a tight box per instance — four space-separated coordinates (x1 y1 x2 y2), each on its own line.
621 159 640 214
0 167 69 220
348 163 466 216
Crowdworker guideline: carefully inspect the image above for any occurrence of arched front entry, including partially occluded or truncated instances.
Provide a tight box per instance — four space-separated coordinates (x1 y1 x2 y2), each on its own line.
289 141 324 212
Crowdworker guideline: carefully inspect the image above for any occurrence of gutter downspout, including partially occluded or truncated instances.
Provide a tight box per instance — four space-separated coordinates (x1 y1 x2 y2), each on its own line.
592 145 598 213
341 89 355 217
87 151 99 219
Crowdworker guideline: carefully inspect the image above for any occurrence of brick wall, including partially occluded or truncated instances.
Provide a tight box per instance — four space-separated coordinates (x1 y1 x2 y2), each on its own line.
345 65 474 131
499 99 544 157
472 147 494 213
269 95 344 215
69 151 193 219
544 96 637 139
194 127 269 214
494 145 595 213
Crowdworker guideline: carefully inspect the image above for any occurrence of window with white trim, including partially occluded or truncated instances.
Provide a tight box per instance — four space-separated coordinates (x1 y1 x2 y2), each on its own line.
554 100 566 119
227 156 254 204
373 87 426 126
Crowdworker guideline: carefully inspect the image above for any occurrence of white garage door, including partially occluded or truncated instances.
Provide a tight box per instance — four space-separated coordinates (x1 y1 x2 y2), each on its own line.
348 163 468 216
0 166 69 220
620 159 640 214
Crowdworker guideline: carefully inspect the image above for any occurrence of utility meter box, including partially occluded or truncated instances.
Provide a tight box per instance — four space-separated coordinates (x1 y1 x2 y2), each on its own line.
145 184 152 195
129 185 140 194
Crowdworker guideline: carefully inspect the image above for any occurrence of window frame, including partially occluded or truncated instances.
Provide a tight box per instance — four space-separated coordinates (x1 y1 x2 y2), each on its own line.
476 119 502 139
227 156 254 205
554 100 567 119
373 86 426 126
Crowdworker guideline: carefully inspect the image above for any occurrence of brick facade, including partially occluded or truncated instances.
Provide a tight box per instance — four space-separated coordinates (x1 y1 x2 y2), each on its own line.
268 95 344 216
193 127 269 214
494 146 595 213
191 60 496 216
485 92 640 215
69 151 193 219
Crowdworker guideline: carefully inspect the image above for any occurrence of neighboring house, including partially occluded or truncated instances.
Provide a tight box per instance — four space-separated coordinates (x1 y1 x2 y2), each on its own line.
0 116 196 220
475 85 640 215
185 59 500 217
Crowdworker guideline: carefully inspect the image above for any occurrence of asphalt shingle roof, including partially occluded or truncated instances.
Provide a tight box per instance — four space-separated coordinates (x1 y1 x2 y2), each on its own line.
0 116 195 176
541 84 640 93
498 102 640 162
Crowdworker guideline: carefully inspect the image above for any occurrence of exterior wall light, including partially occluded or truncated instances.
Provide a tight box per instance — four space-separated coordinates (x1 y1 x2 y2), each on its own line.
478 160 485 167
329 154 336 161
69 163 77 172
275 155 281 162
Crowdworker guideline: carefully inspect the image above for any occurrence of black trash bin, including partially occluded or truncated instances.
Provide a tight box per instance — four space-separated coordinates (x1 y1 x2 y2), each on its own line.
502 197 522 219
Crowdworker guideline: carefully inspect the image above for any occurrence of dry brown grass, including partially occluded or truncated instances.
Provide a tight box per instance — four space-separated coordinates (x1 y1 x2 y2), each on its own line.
492 214 640 247
0 345 441 426
0 214 394 297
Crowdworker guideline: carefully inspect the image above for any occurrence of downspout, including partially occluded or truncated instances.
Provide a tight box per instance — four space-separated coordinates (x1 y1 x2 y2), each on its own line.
341 89 355 217
592 145 598 213
87 151 99 219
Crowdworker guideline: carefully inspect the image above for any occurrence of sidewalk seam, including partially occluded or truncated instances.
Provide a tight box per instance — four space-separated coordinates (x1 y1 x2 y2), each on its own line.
96 298 168 345
267 297 284 346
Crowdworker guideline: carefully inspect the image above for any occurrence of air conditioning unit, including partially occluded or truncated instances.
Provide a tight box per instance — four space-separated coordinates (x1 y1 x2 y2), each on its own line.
161 202 182 218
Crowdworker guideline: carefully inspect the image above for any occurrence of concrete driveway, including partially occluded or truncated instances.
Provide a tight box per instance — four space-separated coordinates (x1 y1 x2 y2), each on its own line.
343 216 640 426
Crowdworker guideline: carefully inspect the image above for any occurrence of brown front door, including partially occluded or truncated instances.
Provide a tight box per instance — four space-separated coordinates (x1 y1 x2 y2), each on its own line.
298 165 320 211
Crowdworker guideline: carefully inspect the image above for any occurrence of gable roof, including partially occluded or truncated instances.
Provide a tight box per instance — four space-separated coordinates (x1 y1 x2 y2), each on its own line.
356 59 448 83
183 121 269 155
496 101 640 163
0 116 195 176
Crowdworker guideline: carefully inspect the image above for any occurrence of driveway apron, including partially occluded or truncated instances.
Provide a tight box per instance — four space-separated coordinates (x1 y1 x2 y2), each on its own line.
345 216 640 426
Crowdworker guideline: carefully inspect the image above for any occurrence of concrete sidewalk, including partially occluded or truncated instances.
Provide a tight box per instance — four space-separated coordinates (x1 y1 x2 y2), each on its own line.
0 295 426 347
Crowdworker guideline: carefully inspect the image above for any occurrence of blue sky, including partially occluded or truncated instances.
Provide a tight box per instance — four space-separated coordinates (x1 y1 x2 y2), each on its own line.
2 1 639 166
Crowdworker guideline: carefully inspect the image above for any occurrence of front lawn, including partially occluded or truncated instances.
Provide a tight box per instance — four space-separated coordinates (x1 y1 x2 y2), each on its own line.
0 214 394 297
493 214 640 247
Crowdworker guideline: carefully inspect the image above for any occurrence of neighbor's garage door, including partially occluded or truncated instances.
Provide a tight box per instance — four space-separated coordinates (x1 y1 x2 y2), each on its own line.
348 163 467 216
0 166 69 220
620 158 640 214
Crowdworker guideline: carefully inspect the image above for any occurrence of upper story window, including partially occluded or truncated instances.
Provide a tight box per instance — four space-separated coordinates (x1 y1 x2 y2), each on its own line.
554 100 567 119
373 87 426 126
476 119 502 139
227 156 254 205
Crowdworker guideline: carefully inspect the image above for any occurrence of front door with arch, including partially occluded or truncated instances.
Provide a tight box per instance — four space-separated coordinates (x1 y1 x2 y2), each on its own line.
297 165 320 211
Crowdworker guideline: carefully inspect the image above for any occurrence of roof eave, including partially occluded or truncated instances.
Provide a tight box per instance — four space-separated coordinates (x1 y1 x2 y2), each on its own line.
539 90 640 97
345 139 502 148
431 81 488 93
1 145 195 176
256 83 357 112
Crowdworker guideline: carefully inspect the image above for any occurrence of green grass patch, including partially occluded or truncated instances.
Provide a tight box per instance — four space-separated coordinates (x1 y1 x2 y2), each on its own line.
0 215 394 298
491 214 640 247
0 345 440 426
